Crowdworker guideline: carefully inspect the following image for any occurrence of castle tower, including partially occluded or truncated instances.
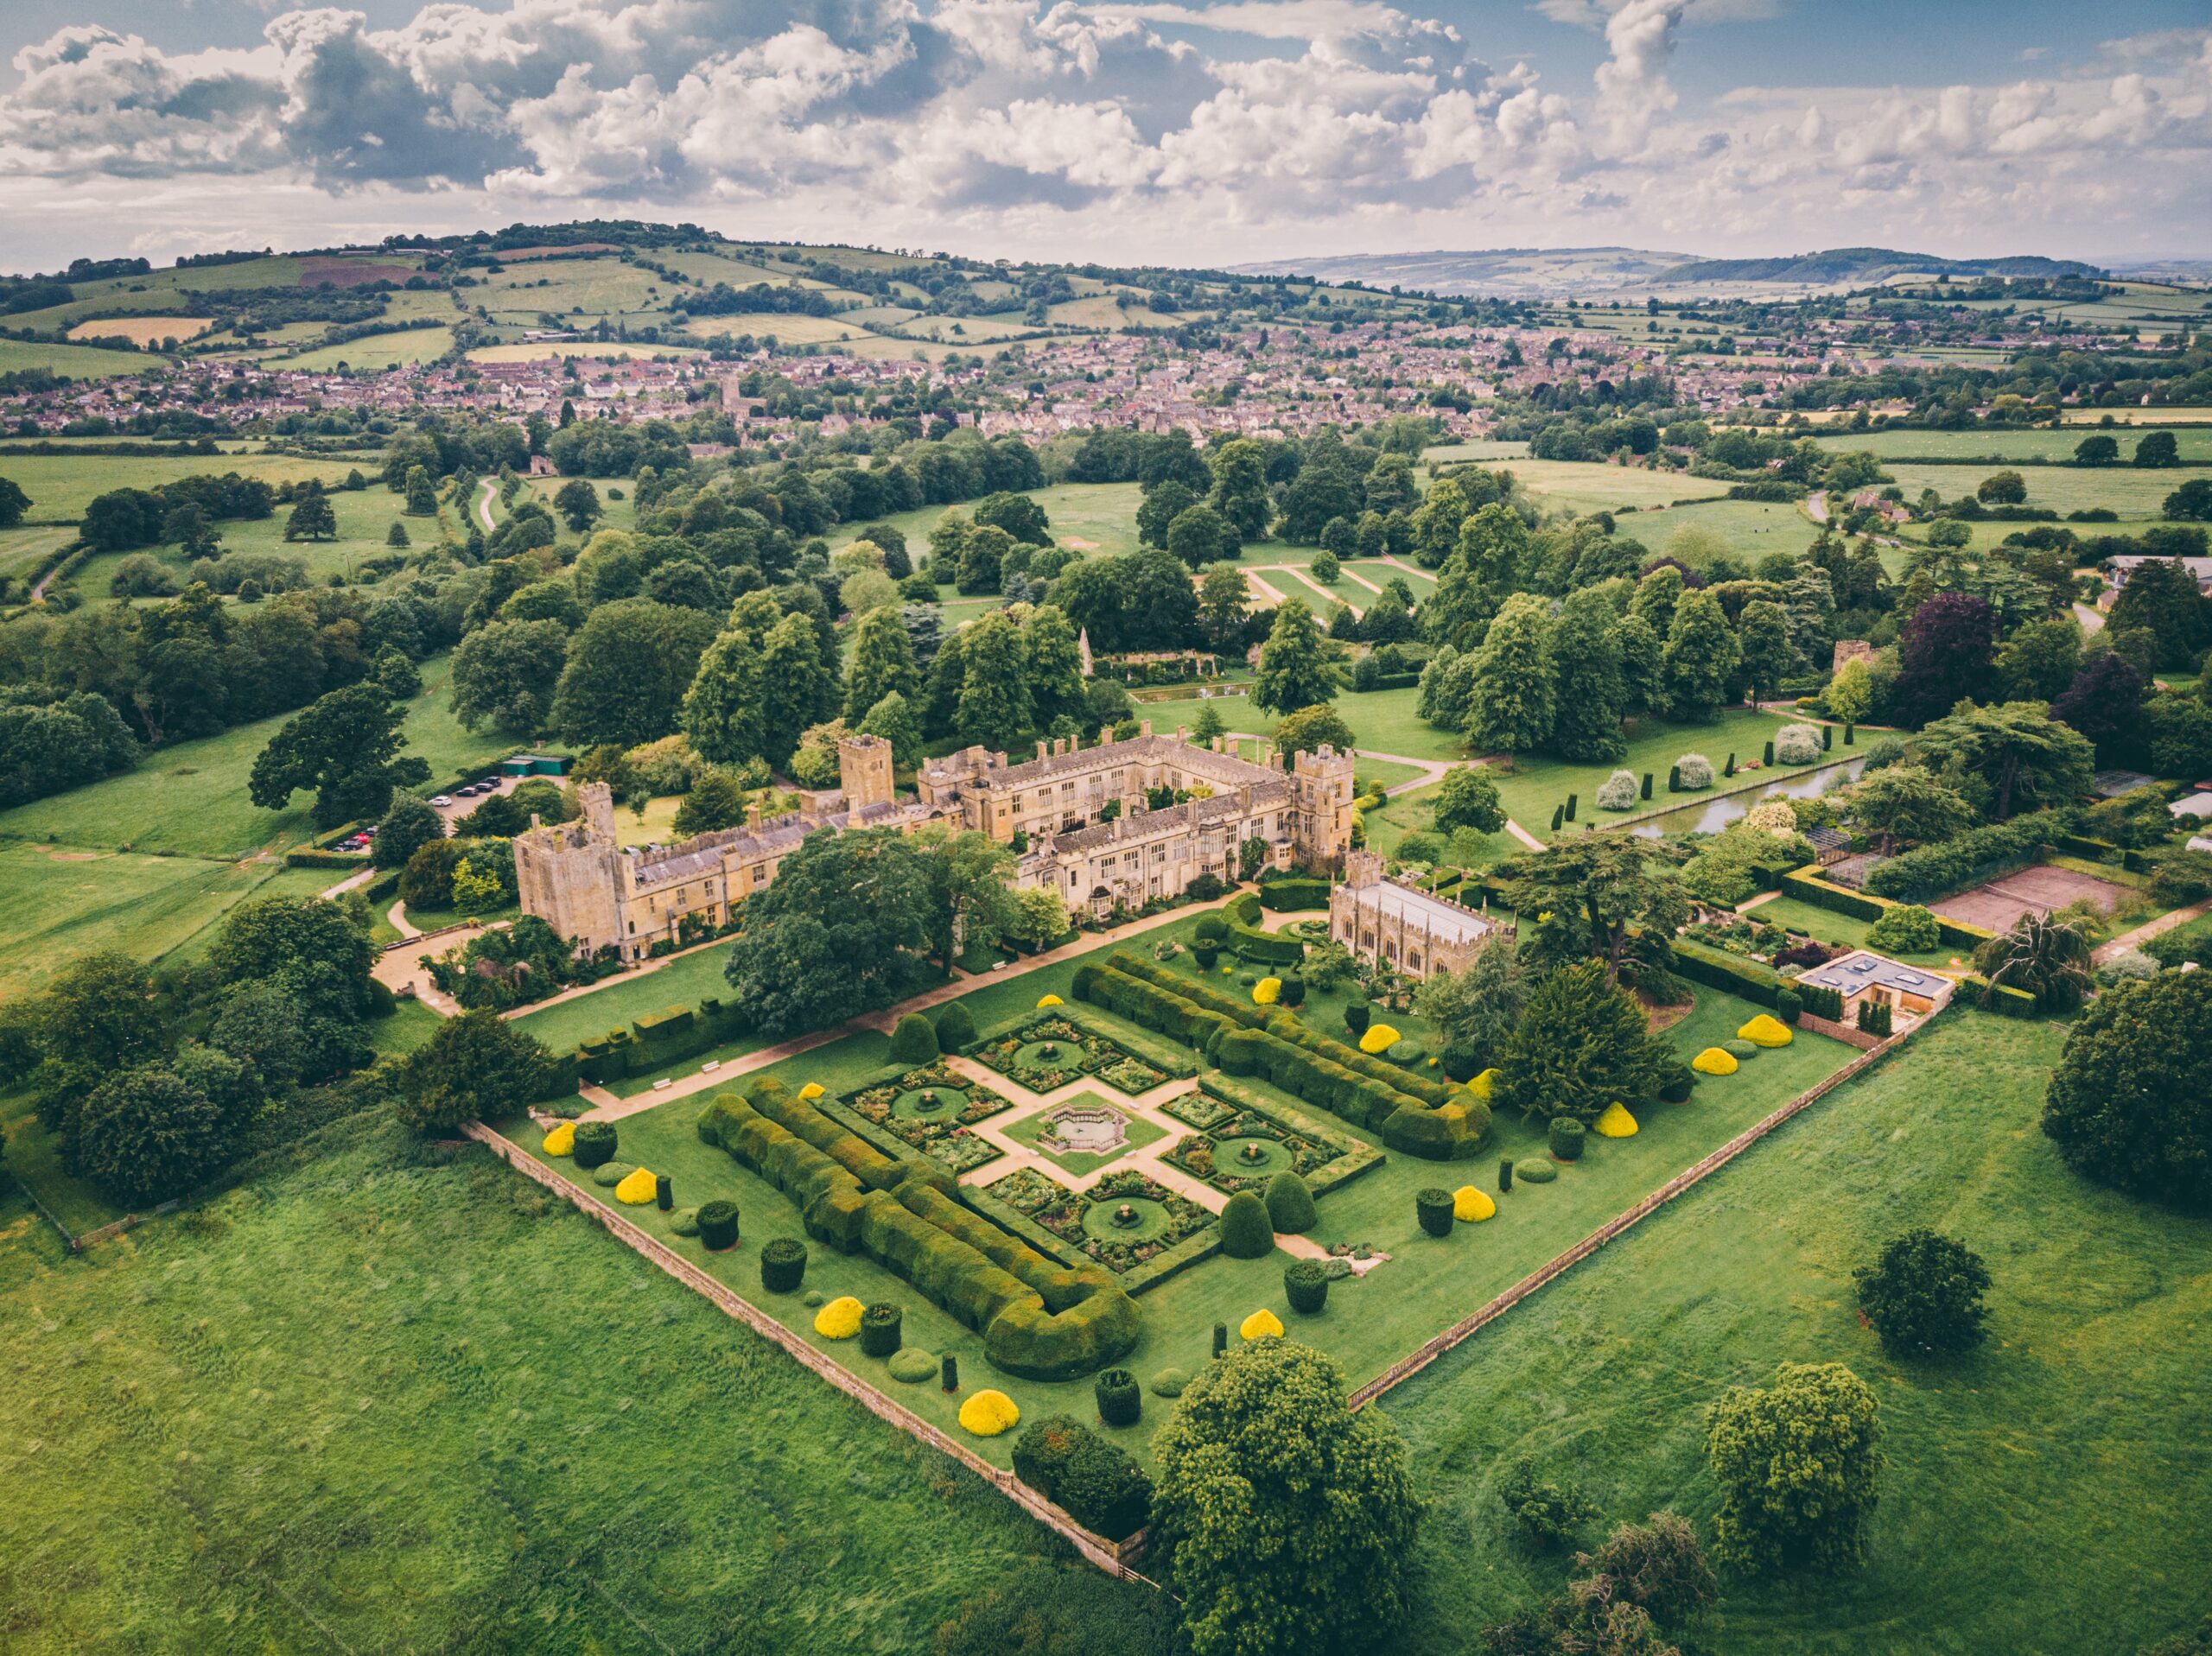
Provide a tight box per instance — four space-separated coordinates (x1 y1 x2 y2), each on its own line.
837 732 895 814
1290 744 1357 870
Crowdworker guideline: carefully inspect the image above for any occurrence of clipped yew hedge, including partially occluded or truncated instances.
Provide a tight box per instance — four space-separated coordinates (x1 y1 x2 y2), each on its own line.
697 1080 1140 1380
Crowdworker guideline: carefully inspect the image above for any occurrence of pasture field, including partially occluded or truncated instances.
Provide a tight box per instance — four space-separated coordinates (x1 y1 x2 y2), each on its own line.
1389 1011 2212 1656
0 336 161 378
1505 460 1733 515
1812 426 2212 463
1882 460 2212 517
504 901 1853 1470
0 1121 1088 1656
267 326 456 371
0 654 511 860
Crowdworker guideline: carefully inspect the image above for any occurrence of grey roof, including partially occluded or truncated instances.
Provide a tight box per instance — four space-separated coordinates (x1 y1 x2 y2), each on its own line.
1798 950 1949 997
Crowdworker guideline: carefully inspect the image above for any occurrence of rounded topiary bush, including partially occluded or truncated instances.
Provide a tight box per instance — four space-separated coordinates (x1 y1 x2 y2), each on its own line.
1218 1190 1275 1258
760 1235 807 1292
669 1207 701 1236
860 1302 903 1358
1548 1117 1585 1161
1264 1170 1318 1234
591 1161 632 1188
1516 1158 1558 1184
931 1000 976 1051
1095 1367 1142 1428
887 1011 939 1065
572 1120 618 1169
1150 1367 1189 1398
1285 1258 1330 1315
1596 769 1641 812
696 1198 740 1250
1774 722 1823 765
1415 1186 1455 1238
1675 752 1714 790
887 1347 937 1383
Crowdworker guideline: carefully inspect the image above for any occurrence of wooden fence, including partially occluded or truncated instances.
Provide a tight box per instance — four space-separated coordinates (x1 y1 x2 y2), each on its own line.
465 1120 1158 1583
1344 1027 1905 1410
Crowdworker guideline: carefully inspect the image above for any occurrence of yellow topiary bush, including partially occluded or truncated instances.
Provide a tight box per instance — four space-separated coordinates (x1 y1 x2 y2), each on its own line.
1452 1185 1496 1222
958 1389 1020 1436
1359 1023 1401 1055
798 1082 826 1100
1036 994 1064 1008
1738 1013 1794 1048
541 1121 575 1157
613 1166 659 1203
1253 977 1281 1006
1240 1308 1285 1340
1469 1068 1500 1101
1691 1046 1738 1076
814 1296 864 1339
1593 1101 1639 1138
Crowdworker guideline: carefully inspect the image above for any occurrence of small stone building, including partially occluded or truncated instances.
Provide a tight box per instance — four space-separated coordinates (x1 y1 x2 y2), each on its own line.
1328 852 1503 980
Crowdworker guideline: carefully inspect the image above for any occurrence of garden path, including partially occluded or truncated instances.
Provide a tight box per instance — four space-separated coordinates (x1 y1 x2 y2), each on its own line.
2094 898 2209 964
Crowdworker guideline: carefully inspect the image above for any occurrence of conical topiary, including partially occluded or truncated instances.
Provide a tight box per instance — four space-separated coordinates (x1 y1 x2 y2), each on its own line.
888 1012 939 1065
1218 1190 1275 1258
1263 1171 1317 1234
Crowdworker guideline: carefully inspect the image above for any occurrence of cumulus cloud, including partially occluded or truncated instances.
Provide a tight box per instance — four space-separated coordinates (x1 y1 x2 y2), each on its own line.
0 1 2205 263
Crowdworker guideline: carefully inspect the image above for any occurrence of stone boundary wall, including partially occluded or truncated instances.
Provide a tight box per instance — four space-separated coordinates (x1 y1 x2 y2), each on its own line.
465 1120 1159 1583
1343 1026 1906 1410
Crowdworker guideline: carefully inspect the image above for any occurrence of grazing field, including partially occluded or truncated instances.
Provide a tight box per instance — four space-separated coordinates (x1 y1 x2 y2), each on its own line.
1388 1011 2212 1656
1881 460 2212 517
0 654 511 859
0 1124 1086 1656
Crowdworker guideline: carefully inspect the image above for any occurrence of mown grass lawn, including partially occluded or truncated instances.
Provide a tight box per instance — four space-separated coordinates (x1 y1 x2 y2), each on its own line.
1386 1009 2212 1656
0 1123 1097 1655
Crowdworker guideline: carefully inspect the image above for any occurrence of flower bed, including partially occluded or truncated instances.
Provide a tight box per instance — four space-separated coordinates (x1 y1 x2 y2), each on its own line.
842 1064 1010 1174
983 1165 1214 1277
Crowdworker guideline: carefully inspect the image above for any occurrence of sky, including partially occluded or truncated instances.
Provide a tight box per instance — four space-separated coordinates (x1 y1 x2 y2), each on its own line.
1 0 2208 276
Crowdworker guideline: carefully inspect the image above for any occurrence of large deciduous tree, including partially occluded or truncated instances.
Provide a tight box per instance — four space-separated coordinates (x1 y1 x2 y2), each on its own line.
1151 1338 1417 1656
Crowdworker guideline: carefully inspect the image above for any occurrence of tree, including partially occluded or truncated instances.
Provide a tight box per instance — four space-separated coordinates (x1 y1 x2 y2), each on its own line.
1660 590 1738 720
1503 839 1688 985
1151 1338 1417 1656
1837 763 1974 854
722 829 937 1035
1974 910 2094 1012
372 792 446 871
1195 564 1250 649
1272 702 1356 760
1545 587 1626 760
843 605 922 724
1168 504 1239 568
682 624 766 765
0 475 29 529
283 480 336 542
1854 1229 1993 1359
2043 969 2212 1205
1413 935 1523 1069
450 617 569 737
1253 599 1337 716
1912 700 2094 821
1891 593 1997 727
1495 961 1666 1124
1464 593 1554 753
956 611 1033 749
2134 430 2180 466
553 600 720 751
397 1010 556 1133
1706 1362 1883 1574
249 682 429 829
1430 765 1504 836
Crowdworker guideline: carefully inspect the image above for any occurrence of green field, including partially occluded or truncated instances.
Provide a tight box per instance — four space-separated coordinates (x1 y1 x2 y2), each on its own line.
1386 1010 2212 1655
0 654 512 860
0 1121 1096 1654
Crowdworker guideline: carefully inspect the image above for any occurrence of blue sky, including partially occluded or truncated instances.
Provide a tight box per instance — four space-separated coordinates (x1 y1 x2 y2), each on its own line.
1 0 2206 273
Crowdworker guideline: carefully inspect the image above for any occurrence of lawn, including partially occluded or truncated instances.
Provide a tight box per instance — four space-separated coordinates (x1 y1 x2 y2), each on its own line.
0 653 512 860
1487 708 1831 841
500 905 1859 1473
1385 1009 2212 1656
0 1121 1100 1655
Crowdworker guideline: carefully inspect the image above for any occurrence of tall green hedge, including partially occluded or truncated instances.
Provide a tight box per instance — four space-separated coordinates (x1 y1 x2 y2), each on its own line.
696 1082 1140 1380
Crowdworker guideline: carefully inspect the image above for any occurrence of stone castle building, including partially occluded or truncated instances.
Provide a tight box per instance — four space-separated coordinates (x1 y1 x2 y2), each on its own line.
515 725 1355 959
1329 851 1504 980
